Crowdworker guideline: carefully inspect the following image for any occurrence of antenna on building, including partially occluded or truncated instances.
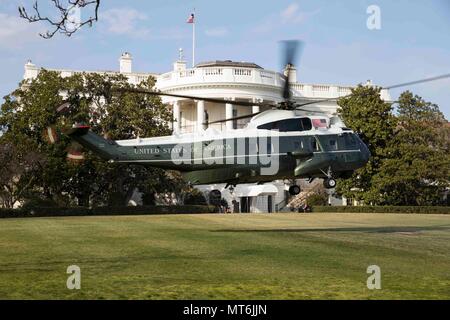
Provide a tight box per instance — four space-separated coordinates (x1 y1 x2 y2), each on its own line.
178 48 184 61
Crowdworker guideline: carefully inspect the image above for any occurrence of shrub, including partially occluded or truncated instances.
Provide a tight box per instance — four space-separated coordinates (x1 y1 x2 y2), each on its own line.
184 189 207 205
0 205 216 218
311 206 450 214
306 194 328 206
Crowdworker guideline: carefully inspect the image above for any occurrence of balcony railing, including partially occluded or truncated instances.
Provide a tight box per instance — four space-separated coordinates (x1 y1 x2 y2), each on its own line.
157 67 283 89
157 67 390 101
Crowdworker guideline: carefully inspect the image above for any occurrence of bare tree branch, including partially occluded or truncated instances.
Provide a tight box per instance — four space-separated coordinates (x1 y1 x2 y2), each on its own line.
19 0 101 39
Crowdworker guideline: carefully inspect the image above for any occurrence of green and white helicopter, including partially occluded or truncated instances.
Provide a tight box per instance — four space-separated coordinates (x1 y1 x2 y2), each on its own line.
58 41 450 196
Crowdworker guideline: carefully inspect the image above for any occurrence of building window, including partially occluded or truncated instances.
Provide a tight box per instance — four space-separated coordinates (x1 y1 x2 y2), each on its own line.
204 110 209 129
232 109 238 129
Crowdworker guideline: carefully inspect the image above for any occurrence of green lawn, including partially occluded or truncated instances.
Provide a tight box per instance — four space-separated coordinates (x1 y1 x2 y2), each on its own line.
0 213 449 299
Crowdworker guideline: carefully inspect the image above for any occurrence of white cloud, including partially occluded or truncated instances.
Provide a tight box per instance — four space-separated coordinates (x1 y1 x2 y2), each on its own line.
281 4 302 23
102 8 150 37
205 27 229 37
251 3 319 34
280 3 319 24
0 13 42 49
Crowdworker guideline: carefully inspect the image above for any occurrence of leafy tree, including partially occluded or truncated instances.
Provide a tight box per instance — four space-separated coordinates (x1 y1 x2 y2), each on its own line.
371 92 450 205
336 85 396 204
0 70 186 207
0 141 45 208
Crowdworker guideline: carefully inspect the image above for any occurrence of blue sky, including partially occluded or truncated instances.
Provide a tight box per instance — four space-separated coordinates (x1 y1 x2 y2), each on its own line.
1 0 449 118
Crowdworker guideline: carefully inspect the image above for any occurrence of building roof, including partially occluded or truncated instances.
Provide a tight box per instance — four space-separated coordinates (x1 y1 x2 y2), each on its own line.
195 60 263 69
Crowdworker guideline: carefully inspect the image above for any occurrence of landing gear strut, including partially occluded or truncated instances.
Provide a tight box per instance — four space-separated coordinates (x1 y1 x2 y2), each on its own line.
321 166 337 189
288 185 301 196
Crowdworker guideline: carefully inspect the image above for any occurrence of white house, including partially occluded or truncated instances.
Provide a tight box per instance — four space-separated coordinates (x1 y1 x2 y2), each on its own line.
23 51 391 212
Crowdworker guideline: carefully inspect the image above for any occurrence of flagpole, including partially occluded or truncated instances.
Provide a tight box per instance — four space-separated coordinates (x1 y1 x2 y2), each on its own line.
192 20 195 67
192 9 196 67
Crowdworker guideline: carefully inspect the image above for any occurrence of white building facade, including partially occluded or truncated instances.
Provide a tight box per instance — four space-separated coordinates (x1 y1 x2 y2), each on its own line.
23 52 391 212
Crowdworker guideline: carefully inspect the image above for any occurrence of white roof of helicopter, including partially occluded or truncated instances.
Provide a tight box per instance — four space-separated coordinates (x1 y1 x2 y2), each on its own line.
115 109 348 146
245 109 325 128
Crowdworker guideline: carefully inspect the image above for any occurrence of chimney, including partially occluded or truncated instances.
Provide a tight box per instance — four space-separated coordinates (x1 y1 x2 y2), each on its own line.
283 64 297 83
24 60 39 80
119 52 132 73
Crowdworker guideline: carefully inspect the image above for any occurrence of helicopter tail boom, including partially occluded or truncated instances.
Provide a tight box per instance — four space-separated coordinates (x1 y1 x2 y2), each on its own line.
65 125 118 161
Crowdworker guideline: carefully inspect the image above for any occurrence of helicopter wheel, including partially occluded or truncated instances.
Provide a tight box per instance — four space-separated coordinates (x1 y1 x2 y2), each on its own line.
289 185 301 196
323 178 336 189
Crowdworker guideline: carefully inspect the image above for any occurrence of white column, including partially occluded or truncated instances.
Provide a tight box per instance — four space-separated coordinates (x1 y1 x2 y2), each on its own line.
172 101 180 134
252 98 262 114
197 100 205 131
225 102 234 130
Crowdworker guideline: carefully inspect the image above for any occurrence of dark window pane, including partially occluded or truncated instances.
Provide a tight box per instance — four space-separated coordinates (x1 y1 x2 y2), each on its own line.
257 122 274 130
311 138 320 151
329 139 337 150
344 134 357 146
258 118 313 132
277 119 301 132
300 118 312 131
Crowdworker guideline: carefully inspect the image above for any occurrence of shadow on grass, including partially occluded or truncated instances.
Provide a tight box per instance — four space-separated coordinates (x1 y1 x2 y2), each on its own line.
212 225 450 234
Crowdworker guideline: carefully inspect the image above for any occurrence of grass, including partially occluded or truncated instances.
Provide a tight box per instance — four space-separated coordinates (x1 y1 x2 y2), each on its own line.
0 213 449 299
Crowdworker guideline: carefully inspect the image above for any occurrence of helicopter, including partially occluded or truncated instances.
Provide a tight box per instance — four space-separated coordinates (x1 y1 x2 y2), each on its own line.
56 41 450 196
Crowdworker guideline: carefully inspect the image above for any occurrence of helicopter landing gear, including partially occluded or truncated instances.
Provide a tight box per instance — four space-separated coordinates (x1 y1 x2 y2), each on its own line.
323 178 336 189
288 185 301 196
321 166 337 189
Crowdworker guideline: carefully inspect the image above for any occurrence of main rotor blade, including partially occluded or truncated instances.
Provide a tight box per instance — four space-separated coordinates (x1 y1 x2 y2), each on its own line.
206 112 262 125
114 88 275 108
384 73 450 90
294 73 450 109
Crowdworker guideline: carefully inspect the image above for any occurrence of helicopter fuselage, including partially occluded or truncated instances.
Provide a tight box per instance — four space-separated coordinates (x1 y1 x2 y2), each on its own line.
67 111 370 185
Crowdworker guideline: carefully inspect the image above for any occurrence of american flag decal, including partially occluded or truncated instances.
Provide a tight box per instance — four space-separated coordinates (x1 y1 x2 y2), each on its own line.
312 119 327 128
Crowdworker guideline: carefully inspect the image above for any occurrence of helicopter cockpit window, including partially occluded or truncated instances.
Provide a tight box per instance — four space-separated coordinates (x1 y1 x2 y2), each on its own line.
344 134 357 146
257 117 313 132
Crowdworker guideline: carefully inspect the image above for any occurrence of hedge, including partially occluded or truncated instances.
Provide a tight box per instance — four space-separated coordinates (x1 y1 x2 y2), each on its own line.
311 206 450 214
0 205 217 219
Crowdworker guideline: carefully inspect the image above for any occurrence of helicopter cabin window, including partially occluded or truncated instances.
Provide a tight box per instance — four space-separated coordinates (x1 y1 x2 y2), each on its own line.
257 117 312 132
311 138 321 151
329 139 337 150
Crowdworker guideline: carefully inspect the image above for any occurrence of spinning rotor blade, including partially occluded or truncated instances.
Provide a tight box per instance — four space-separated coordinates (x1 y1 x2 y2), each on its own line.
114 88 275 108
281 40 302 102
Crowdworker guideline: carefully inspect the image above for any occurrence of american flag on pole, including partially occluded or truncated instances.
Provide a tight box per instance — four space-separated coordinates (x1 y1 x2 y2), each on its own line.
186 13 195 23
